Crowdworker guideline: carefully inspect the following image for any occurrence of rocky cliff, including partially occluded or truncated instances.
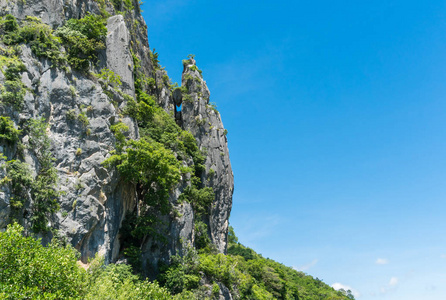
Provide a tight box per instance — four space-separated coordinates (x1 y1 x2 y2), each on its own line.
0 0 233 276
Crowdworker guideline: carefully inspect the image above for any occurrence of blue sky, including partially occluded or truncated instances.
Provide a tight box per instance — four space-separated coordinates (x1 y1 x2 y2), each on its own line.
142 1 446 299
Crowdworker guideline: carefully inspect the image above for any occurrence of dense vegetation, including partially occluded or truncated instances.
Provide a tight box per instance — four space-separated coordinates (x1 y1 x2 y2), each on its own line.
0 13 106 71
0 223 353 300
155 227 355 300
0 223 172 300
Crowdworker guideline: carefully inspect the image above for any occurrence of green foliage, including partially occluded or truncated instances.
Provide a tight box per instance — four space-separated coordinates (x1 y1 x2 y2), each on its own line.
111 0 135 12
0 224 172 299
103 137 181 215
2 59 26 81
56 14 106 70
212 283 220 296
183 73 193 82
1 16 65 65
198 253 247 291
0 118 59 232
69 85 77 97
85 263 171 300
208 102 218 113
0 79 26 110
179 186 214 218
227 226 238 244
26 118 60 233
0 58 27 110
66 109 77 120
78 111 89 127
0 223 88 299
110 122 129 151
194 221 212 253
156 227 353 300
95 68 122 87
158 245 200 295
0 116 20 145
189 65 202 75
123 93 155 127
2 14 18 32
149 49 161 70
92 0 111 17
2 160 32 218
130 92 205 177
162 74 170 86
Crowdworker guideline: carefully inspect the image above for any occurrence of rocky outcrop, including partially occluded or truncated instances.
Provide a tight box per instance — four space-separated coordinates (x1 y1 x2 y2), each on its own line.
181 58 234 253
105 15 134 97
0 0 233 274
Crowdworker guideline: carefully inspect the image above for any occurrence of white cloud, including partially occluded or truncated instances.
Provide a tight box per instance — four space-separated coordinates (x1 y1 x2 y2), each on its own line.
294 259 318 271
332 283 361 298
375 258 389 265
440 254 446 259
389 277 398 286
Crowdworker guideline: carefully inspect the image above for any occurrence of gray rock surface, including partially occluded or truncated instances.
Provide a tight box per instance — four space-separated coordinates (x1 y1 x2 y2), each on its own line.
0 0 233 276
105 15 134 97
181 59 234 253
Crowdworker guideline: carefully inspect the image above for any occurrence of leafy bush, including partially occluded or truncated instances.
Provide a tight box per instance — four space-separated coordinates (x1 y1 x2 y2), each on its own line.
194 221 212 252
1 14 18 32
2 16 65 65
179 186 214 218
0 80 26 110
3 59 26 81
0 223 88 299
95 68 122 87
56 14 106 70
0 58 27 110
158 245 201 295
2 160 32 219
26 118 60 233
0 224 173 299
85 263 171 300
0 116 21 145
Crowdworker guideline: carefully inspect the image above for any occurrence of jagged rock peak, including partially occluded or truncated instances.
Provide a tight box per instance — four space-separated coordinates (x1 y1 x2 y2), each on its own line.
180 56 234 253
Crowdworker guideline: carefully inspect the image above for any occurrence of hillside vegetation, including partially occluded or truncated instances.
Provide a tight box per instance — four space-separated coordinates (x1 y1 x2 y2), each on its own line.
0 224 353 299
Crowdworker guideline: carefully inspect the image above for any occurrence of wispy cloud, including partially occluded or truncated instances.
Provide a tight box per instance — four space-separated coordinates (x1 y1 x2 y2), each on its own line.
379 277 399 295
375 258 389 265
294 259 318 271
332 283 361 298
440 254 446 259
389 277 398 286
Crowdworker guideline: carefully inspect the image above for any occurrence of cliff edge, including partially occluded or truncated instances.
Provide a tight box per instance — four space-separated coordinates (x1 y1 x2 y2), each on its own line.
0 0 233 277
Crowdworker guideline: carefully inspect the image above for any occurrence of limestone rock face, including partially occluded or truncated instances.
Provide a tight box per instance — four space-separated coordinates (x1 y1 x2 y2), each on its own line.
0 0 103 27
181 59 234 253
105 15 134 97
0 0 233 272
0 0 139 262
